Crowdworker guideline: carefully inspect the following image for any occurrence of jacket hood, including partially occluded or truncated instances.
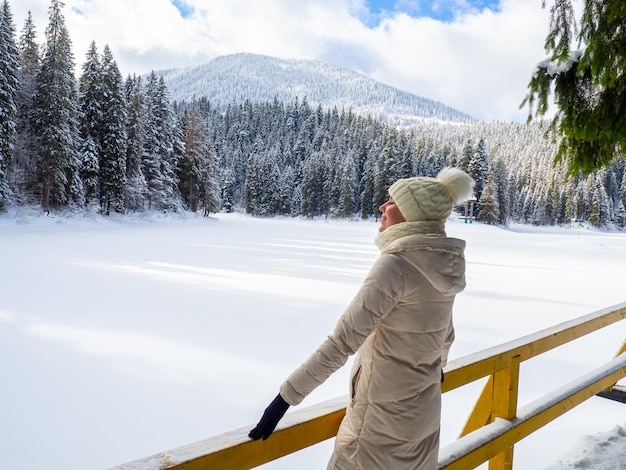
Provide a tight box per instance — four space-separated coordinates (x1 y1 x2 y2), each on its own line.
382 235 466 296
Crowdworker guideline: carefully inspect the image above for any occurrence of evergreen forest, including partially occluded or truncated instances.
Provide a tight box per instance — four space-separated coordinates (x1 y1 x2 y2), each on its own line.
2 0 625 228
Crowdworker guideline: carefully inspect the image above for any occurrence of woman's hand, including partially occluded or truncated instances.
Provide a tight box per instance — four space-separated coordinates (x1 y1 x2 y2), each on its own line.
249 393 290 440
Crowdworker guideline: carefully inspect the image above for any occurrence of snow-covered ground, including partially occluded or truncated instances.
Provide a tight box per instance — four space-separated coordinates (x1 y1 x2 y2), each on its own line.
1 209 625 469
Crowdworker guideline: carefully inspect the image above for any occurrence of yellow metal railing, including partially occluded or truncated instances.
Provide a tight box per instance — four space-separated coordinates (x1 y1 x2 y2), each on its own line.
111 302 626 470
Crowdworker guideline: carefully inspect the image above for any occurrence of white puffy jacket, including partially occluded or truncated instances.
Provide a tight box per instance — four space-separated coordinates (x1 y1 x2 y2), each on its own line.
280 233 466 469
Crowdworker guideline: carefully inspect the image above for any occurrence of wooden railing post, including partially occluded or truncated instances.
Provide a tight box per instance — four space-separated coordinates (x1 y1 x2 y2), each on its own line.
459 354 521 469
460 376 494 437
460 354 520 440
488 354 520 470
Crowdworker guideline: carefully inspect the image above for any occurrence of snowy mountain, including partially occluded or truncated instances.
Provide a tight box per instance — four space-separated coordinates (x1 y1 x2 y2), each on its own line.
154 53 475 126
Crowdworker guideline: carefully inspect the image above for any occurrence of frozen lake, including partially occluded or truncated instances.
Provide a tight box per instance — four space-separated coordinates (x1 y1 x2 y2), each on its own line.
1 211 625 469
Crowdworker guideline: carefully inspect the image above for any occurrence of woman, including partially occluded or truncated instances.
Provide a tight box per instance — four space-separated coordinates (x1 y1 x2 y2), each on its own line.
249 167 474 469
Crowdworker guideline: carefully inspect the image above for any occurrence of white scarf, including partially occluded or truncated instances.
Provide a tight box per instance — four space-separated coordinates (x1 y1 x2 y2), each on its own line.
374 221 446 251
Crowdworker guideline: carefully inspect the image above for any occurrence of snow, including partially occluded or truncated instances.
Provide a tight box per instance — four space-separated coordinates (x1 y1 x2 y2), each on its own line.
535 49 584 77
1 210 625 470
548 424 626 469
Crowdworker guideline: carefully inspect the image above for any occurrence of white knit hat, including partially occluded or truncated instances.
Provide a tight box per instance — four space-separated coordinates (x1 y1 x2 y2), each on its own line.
388 167 475 222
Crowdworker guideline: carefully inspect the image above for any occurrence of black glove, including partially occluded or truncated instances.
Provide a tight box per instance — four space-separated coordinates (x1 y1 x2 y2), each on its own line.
249 393 290 441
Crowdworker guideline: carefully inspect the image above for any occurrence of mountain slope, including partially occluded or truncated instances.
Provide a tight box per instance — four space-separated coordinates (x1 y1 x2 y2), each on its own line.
155 53 475 125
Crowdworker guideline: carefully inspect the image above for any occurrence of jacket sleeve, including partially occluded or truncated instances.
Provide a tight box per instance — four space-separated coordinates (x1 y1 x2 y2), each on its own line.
280 254 405 406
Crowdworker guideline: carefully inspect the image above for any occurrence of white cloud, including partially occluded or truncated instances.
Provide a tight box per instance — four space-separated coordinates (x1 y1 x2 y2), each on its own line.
12 0 552 121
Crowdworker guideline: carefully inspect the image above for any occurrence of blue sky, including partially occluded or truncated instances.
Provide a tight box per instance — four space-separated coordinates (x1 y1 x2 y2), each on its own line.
15 0 551 122
364 0 501 23
171 0 194 18
169 0 504 25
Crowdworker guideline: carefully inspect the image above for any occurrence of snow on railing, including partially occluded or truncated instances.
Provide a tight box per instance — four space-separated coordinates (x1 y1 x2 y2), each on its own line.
439 353 626 469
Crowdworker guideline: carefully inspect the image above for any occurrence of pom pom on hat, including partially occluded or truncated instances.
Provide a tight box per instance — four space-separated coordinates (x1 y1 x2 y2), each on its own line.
388 167 475 222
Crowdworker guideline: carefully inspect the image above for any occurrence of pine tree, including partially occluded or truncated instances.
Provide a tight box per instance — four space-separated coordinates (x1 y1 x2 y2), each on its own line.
78 41 102 150
78 41 102 208
180 101 204 212
277 165 295 215
15 12 40 201
457 139 473 173
32 0 81 212
359 147 376 219
477 170 499 224
620 170 626 215
616 200 626 229
414 137 430 176
259 151 280 215
0 0 19 211
323 144 340 214
397 137 415 179
124 74 147 211
580 175 595 221
589 188 601 227
202 139 220 216
522 0 626 174
143 72 180 210
563 176 576 223
492 159 509 224
79 136 99 207
141 74 163 207
468 138 489 201
300 152 321 217
339 152 357 217
220 167 236 213
180 99 220 214
98 45 127 214
589 174 611 227
372 129 397 211
244 153 260 215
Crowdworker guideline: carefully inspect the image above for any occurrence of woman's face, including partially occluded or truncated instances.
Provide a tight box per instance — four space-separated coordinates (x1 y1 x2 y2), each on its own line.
379 197 406 232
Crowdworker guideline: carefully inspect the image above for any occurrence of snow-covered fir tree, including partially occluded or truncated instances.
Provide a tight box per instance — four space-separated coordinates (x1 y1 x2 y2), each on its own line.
0 0 19 211
299 151 322 217
78 41 102 207
142 72 182 211
617 200 626 229
277 164 296 215
179 101 204 212
79 42 102 152
339 151 357 217
620 170 626 216
79 136 99 207
468 138 489 202
373 128 399 211
202 139 220 215
457 139 473 174
397 136 416 180
124 74 148 211
179 99 220 215
31 0 82 212
98 45 127 214
477 169 499 224
14 11 40 202
492 159 509 224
